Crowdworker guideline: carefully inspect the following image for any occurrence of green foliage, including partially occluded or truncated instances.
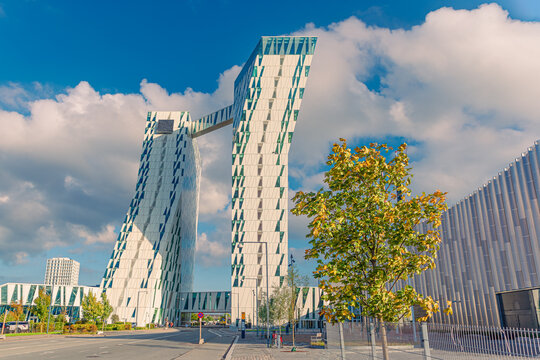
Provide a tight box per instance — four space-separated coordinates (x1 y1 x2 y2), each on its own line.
285 265 308 326
63 324 98 334
111 314 120 323
32 288 51 332
285 264 309 347
105 323 131 331
292 140 448 323
81 292 102 323
100 293 113 323
258 292 272 326
4 311 17 322
270 285 290 327
11 300 24 322
55 310 67 324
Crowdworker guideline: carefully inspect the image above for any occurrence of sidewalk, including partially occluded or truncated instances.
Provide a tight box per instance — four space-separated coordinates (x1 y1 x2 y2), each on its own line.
229 332 430 360
230 332 343 360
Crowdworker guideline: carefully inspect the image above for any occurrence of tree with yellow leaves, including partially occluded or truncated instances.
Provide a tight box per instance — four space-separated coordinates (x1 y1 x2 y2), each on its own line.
292 140 448 360
10 300 24 334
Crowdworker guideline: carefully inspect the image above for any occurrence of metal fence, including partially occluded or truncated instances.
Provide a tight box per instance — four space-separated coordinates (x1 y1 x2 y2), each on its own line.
427 323 540 359
325 321 540 359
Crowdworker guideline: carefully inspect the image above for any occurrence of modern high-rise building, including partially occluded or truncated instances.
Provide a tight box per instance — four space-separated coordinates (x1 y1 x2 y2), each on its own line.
101 112 201 326
44 257 80 286
414 141 540 328
230 37 317 324
101 36 317 326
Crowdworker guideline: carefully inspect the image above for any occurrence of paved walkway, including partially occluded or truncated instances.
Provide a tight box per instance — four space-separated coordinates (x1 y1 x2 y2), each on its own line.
229 332 434 360
230 332 342 360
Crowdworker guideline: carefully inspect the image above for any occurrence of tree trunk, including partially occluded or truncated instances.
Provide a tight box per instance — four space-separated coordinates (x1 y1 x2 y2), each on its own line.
292 320 295 347
15 319 19 334
381 322 390 360
1 310 7 335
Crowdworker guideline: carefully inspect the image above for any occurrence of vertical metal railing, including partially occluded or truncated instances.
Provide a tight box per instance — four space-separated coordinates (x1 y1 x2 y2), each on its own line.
425 322 540 359
326 320 540 359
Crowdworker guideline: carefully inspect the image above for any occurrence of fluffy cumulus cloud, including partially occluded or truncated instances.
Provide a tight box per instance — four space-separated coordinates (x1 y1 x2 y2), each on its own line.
1 3 540 281
292 3 540 203
0 67 238 267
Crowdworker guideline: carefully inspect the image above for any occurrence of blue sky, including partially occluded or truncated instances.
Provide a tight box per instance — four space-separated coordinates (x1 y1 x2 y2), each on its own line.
1 0 540 291
2 0 534 96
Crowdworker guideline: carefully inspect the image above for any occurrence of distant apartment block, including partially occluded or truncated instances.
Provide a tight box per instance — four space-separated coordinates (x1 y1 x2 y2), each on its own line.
0 282 99 321
44 257 80 286
415 141 540 328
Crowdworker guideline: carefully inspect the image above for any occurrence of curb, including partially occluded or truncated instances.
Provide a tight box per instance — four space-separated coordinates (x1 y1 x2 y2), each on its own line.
223 335 239 360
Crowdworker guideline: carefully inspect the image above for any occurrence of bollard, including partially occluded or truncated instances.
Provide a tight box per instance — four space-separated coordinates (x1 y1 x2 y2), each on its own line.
421 322 431 360
369 321 376 360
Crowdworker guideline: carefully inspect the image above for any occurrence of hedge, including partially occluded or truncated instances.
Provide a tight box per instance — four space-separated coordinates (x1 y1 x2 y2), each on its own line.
63 324 98 334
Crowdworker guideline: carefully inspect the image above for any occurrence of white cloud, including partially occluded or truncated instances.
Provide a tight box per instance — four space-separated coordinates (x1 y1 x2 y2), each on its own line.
0 3 539 278
196 232 229 266
64 175 90 194
0 67 238 264
71 223 116 245
14 252 28 265
290 3 540 205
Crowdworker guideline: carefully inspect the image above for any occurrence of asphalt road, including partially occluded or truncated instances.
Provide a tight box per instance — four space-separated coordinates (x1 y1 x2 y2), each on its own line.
0 328 237 360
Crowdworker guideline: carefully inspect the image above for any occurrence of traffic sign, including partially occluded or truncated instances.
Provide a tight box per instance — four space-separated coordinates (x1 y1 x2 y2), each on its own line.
197 312 204 319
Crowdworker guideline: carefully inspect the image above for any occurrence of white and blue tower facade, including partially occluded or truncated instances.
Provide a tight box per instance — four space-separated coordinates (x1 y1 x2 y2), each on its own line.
101 112 201 325
101 37 317 326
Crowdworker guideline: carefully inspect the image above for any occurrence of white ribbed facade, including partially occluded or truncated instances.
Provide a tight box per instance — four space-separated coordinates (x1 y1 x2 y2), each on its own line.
44 257 80 286
415 141 540 327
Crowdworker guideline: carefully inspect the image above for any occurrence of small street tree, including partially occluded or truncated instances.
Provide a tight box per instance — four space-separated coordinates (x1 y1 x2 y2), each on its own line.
111 314 120 323
56 308 68 324
292 140 449 360
81 292 103 324
270 285 290 339
33 288 51 332
258 290 275 337
100 293 113 331
285 263 309 348
10 300 24 333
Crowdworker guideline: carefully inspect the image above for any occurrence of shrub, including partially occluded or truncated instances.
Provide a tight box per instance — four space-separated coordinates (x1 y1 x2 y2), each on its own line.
63 324 98 334
104 323 131 331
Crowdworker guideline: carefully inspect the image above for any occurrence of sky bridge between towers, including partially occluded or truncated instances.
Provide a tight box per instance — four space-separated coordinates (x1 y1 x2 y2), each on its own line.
176 291 231 314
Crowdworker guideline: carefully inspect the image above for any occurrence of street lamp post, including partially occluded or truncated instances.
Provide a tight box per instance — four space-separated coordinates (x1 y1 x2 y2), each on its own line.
46 284 54 334
238 241 269 347
243 277 259 338
252 290 256 333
